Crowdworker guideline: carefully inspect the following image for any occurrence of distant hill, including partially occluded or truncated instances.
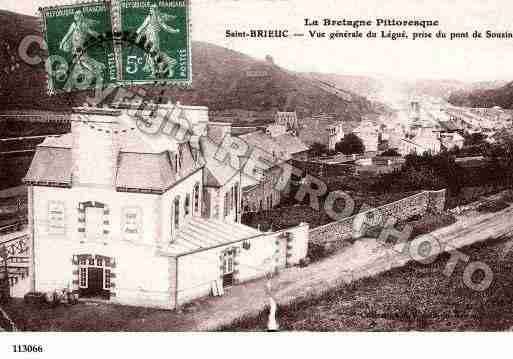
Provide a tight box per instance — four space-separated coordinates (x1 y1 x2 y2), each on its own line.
0 10 381 122
448 81 513 108
303 72 384 100
304 71 511 108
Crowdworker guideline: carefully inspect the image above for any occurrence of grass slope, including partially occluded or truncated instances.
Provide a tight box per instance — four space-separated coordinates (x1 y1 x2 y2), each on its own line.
224 235 513 331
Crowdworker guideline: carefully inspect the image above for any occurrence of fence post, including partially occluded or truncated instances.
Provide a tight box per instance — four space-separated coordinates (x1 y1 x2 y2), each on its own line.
0 245 10 303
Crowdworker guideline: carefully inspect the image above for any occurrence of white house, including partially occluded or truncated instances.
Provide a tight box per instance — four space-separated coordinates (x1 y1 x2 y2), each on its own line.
399 127 442 156
23 104 309 309
440 132 464 150
352 121 379 153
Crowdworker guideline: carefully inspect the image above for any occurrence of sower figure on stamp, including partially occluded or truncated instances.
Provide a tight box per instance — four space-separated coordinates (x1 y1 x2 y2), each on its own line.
136 5 180 78
59 10 106 79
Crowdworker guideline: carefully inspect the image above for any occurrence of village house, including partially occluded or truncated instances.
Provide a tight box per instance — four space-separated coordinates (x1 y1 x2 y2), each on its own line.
266 111 300 138
297 113 344 152
439 131 464 150
238 128 308 214
399 127 442 156
23 104 309 309
352 120 379 153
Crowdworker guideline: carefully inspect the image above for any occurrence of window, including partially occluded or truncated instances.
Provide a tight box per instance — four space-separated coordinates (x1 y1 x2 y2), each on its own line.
224 192 229 217
105 269 111 289
193 183 200 214
174 153 179 172
48 201 65 234
234 183 239 212
122 207 140 236
178 146 183 170
174 197 180 229
79 267 87 288
185 193 190 216
230 187 234 210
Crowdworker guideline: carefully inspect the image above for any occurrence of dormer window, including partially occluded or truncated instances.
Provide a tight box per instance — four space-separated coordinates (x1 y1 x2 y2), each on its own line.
178 146 183 170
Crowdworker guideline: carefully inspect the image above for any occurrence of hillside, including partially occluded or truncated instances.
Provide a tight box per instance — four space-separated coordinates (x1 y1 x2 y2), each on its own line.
0 10 380 121
448 81 513 108
304 72 384 100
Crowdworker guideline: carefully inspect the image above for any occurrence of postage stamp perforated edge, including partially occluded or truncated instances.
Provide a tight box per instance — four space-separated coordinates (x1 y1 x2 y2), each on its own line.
39 0 117 95
39 0 193 96
114 0 193 87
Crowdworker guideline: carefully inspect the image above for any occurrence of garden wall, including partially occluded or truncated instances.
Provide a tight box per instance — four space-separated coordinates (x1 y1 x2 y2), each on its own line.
309 189 446 245
289 159 355 178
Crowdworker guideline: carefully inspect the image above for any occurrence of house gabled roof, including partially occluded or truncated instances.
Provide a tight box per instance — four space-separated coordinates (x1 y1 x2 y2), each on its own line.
239 131 291 162
200 135 242 188
116 152 175 192
275 133 309 155
24 147 72 186
25 109 203 193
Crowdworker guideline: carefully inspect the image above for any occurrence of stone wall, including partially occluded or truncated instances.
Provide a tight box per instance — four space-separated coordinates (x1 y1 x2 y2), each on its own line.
309 189 447 245
290 159 355 178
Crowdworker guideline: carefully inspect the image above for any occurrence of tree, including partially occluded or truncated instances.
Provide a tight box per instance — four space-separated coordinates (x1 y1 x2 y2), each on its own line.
335 133 365 155
464 132 487 147
380 149 401 157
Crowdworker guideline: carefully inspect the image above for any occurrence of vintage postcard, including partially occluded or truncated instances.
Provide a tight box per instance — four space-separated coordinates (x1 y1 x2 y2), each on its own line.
2 0 513 357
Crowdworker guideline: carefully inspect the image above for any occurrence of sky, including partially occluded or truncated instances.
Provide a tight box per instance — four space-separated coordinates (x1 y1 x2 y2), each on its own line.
4 0 513 82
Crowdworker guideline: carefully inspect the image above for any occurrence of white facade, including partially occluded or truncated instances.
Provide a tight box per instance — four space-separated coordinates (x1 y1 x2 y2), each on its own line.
353 121 379 153
25 105 309 309
327 123 344 151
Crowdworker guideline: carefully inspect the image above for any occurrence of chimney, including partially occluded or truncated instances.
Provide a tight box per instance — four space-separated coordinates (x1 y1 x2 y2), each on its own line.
71 107 122 187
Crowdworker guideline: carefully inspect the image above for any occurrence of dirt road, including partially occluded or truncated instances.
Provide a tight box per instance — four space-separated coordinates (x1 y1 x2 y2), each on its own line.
122 205 513 331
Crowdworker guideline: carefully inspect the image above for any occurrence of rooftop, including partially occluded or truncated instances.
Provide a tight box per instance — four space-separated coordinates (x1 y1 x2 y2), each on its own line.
162 217 262 256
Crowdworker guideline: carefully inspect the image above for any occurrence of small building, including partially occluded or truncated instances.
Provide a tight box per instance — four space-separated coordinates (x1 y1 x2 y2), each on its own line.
23 104 309 309
297 113 344 152
399 127 442 156
440 132 464 150
352 121 379 153
238 130 308 214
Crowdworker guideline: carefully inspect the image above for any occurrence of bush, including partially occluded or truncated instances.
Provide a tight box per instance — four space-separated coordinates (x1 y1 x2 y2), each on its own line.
366 213 457 241
380 149 401 157
23 292 46 306
477 200 509 213
408 213 457 238
307 242 329 262
335 133 365 155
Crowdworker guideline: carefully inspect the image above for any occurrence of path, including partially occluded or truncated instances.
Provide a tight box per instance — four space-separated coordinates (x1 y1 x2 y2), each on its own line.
124 204 513 331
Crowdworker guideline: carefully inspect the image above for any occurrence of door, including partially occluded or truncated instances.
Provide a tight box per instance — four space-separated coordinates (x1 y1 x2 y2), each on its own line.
222 250 235 287
86 267 104 297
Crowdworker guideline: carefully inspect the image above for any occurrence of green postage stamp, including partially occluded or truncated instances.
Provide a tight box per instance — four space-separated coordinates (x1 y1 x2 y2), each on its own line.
40 2 117 94
114 0 191 85
40 0 191 94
